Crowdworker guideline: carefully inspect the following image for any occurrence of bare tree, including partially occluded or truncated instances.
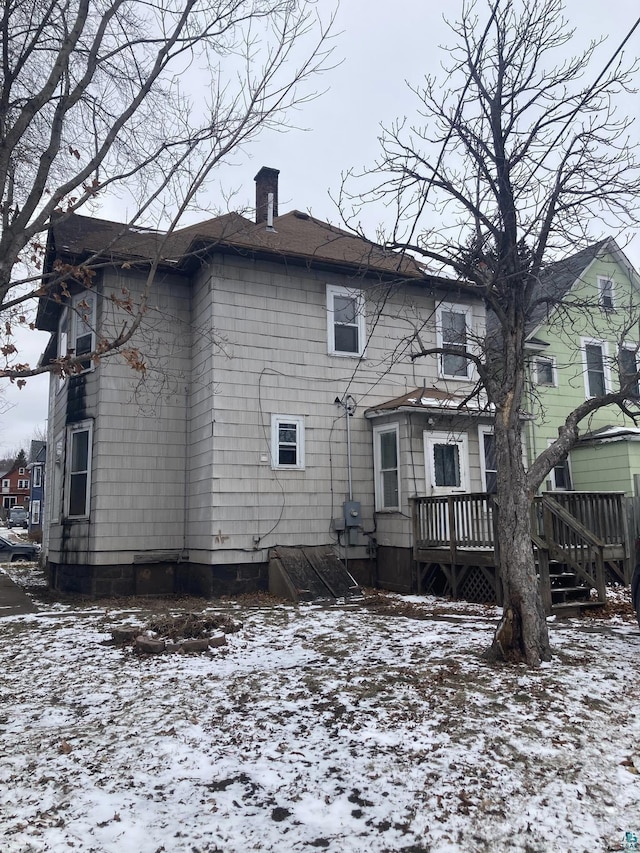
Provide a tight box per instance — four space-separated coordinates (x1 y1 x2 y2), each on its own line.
344 0 640 665
0 0 334 384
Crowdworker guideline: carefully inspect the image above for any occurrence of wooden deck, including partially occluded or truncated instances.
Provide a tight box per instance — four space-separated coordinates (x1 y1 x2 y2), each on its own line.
411 492 632 613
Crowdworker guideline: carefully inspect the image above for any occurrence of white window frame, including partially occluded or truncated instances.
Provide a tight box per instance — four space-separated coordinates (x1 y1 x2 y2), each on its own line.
52 433 64 523
326 284 366 357
533 355 557 387
57 305 69 390
424 431 470 494
436 302 473 380
17 479 29 489
58 293 97 385
598 276 615 312
373 423 400 512
71 290 97 366
31 500 41 526
271 415 305 470
65 420 93 519
32 467 42 488
18 467 25 475
478 425 497 494
581 338 610 398
2 479 9 490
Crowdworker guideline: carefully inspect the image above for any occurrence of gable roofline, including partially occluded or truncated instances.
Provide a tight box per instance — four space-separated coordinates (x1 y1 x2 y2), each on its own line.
526 237 640 341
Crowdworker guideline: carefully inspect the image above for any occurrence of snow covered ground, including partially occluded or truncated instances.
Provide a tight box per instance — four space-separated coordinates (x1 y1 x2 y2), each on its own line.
0 565 639 853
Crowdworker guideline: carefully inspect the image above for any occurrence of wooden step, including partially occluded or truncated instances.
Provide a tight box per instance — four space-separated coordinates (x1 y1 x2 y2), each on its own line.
551 600 604 618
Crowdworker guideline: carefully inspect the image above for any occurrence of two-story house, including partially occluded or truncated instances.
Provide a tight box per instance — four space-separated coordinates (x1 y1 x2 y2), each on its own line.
524 238 640 495
36 167 493 597
1 463 30 517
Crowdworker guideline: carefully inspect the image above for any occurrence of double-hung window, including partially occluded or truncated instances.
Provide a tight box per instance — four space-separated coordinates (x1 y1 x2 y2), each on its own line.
17 479 29 489
31 500 41 526
32 467 42 488
598 276 615 312
59 291 97 379
271 415 305 470
65 421 93 518
373 424 400 511
582 339 609 398
619 345 640 398
71 291 96 365
436 303 472 379
327 285 365 357
478 426 497 494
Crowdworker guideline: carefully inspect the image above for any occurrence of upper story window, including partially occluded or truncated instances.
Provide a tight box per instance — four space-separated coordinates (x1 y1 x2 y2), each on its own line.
327 285 365 357
373 424 400 511
18 467 25 475
271 415 305 470
582 338 610 398
619 345 640 397
59 291 97 379
598 276 615 312
17 479 29 490
1 479 9 490
534 355 556 387
436 303 472 379
32 467 42 488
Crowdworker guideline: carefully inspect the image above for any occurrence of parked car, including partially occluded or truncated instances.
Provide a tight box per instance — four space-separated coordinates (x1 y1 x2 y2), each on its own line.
0 535 39 562
7 507 29 529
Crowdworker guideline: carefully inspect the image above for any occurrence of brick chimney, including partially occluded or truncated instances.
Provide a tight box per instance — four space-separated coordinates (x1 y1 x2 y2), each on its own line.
254 166 279 224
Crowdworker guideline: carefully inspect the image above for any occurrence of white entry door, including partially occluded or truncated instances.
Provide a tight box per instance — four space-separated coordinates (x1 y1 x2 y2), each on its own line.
424 431 470 495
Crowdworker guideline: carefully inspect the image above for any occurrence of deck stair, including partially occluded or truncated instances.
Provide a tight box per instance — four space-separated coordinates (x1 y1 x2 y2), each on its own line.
412 491 630 616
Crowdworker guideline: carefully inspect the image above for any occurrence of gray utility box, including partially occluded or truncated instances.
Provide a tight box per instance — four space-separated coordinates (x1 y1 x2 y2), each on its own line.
343 500 361 527
343 500 361 545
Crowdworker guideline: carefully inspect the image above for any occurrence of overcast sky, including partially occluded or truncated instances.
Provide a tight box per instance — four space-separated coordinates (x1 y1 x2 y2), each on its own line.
2 0 639 457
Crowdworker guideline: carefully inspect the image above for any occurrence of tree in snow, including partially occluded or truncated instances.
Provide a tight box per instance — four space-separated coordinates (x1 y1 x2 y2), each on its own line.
346 0 640 664
0 0 334 385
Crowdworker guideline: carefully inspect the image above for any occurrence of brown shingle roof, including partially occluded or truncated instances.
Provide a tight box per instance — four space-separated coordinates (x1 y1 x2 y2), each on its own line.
364 387 491 417
50 209 429 280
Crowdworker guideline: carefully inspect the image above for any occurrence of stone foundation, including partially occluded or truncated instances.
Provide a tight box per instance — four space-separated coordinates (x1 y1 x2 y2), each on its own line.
46 560 269 598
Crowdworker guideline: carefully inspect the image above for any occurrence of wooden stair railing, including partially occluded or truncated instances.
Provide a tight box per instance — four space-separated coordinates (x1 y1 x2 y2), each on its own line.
538 494 607 606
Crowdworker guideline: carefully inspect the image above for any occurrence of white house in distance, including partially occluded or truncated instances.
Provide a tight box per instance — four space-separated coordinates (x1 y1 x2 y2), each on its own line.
36 167 492 597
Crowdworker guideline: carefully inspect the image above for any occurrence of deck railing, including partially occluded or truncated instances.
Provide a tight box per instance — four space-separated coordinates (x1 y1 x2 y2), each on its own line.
412 491 627 550
412 493 496 550
543 491 626 545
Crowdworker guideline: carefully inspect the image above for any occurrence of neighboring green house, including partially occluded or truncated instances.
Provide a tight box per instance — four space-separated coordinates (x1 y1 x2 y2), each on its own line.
524 238 640 495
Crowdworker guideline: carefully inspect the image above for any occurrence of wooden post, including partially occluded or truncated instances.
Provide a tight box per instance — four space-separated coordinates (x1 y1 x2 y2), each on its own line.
595 547 607 604
537 547 553 614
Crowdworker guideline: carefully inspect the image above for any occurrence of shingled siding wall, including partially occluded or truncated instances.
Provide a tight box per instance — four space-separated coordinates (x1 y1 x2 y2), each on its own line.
45 269 194 590
44 253 486 596
184 254 485 579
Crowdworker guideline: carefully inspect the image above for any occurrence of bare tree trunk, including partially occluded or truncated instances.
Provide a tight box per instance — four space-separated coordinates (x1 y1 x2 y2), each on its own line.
486 412 551 666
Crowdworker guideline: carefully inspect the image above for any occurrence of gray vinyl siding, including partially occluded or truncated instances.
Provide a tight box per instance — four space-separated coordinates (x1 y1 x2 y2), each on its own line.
46 269 192 565
186 254 484 561
45 251 485 568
